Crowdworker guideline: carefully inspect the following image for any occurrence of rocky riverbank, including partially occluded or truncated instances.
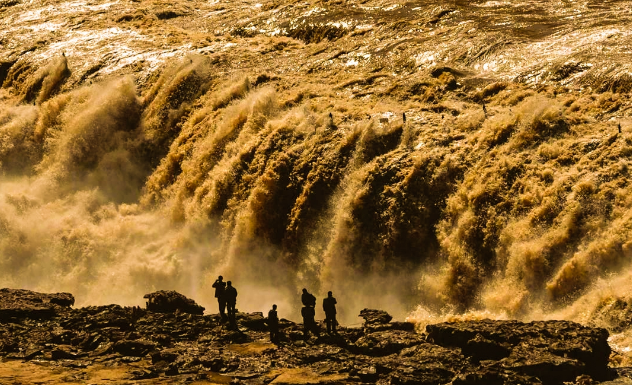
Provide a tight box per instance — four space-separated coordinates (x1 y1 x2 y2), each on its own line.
0 288 628 384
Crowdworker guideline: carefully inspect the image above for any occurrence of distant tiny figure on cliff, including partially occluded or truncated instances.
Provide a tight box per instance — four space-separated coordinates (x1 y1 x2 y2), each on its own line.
225 281 238 325
402 112 406 124
301 305 319 338
323 291 337 334
619 123 622 134
482 102 487 116
301 288 316 308
212 276 227 321
267 304 279 343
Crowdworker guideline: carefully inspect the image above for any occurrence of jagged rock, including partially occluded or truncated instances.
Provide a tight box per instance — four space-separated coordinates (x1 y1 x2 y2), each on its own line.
151 348 179 364
23 347 43 360
270 368 349 384
364 321 416 333
0 288 74 320
199 354 224 371
143 290 204 315
462 333 510 361
451 367 543 385
51 345 77 360
113 339 156 356
237 312 267 331
90 342 113 357
354 330 425 356
48 293 75 307
0 290 620 385
426 320 612 383
131 368 159 380
359 309 392 325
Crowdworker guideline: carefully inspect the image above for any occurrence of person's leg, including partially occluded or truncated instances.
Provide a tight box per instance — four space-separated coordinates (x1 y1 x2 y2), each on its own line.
312 319 320 336
219 299 226 319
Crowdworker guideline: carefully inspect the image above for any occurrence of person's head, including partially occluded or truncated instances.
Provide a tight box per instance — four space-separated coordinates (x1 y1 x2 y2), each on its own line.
273 304 277 310
328 291 333 297
218 275 223 281
302 288 307 294
227 281 232 287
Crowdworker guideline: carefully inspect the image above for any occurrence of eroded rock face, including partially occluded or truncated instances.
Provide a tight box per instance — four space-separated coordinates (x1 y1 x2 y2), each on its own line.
0 288 74 321
427 320 612 383
359 308 393 325
0 289 619 384
143 290 204 315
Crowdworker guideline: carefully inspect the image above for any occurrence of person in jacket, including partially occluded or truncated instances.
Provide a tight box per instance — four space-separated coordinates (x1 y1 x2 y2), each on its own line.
267 304 279 343
212 276 227 321
225 281 238 325
323 291 337 334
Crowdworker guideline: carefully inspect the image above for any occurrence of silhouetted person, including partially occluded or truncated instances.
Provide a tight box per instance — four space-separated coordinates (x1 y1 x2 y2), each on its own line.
402 112 406 124
225 281 238 325
267 304 279 343
301 305 319 338
323 291 337 334
482 102 487 116
301 288 316 308
212 276 227 321
619 123 622 134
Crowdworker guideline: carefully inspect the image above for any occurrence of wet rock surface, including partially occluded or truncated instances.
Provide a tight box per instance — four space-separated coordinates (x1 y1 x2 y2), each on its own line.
0 289 622 384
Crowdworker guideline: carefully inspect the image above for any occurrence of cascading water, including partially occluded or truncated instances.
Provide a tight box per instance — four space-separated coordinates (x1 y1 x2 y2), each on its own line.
3 0 632 364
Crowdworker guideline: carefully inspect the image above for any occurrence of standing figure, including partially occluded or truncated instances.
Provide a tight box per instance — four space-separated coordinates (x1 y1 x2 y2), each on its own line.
301 288 316 308
225 281 238 325
301 305 319 338
267 304 279 343
402 112 406 124
482 102 488 116
212 276 227 321
323 291 337 334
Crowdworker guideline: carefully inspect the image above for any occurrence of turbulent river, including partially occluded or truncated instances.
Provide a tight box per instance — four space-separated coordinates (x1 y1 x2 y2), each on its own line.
2 0 632 361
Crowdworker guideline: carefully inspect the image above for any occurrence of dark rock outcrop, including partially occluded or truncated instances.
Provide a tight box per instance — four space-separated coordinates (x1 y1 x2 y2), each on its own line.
0 289 620 384
359 308 393 325
143 290 204 315
426 319 612 383
0 288 74 321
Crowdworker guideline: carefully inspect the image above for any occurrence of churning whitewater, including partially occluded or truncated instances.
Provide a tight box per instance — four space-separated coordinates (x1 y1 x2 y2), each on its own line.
3 0 632 363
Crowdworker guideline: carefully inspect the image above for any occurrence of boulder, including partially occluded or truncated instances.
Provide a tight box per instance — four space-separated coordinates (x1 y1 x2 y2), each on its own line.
143 290 204 315
151 348 179 364
354 330 425 356
0 288 74 320
238 312 267 331
426 319 612 383
359 309 392 325
51 345 77 360
113 339 157 356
